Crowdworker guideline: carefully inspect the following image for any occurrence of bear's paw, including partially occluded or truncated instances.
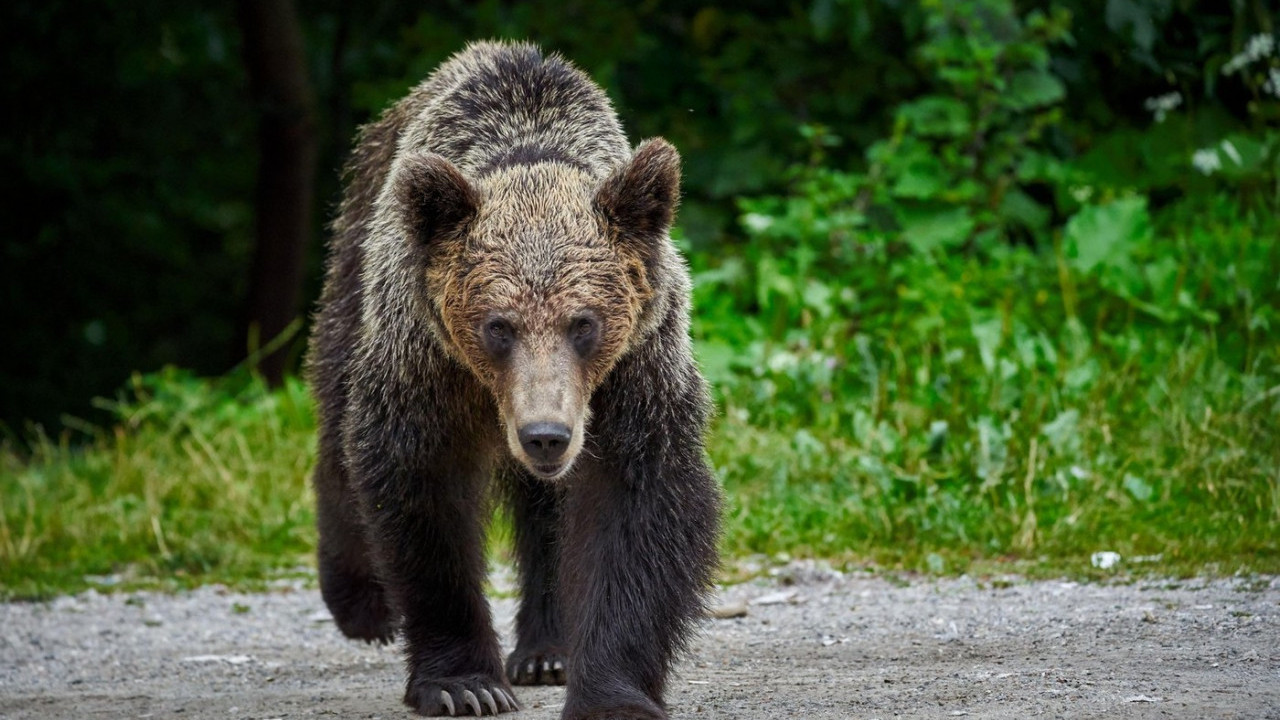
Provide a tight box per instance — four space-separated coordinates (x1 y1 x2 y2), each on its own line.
405 673 519 717
505 647 568 685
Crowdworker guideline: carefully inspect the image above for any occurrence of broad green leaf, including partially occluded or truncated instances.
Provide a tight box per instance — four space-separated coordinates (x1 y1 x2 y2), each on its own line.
897 96 971 138
1063 197 1151 274
975 415 1012 486
1212 134 1269 181
1105 0 1159 52
901 207 976 252
999 189 1051 230
1005 70 1066 110
803 279 835 318
694 340 737 385
891 156 947 199
1041 409 1080 454
971 317 1004 374
1123 474 1153 502
1143 255 1179 299
1063 359 1100 393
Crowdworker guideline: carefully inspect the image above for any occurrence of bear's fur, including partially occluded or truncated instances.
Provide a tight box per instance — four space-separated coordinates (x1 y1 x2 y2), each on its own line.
305 40 721 719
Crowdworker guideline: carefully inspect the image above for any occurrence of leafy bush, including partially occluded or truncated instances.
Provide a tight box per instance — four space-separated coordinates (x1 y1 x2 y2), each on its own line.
7 0 1276 431
697 185 1278 569
689 0 1279 571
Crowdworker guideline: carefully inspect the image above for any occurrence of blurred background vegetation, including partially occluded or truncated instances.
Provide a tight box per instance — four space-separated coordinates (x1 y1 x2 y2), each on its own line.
2 0 1277 595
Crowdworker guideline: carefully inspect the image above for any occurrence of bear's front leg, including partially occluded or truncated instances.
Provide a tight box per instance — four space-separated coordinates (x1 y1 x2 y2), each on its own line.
503 466 568 685
346 384 517 717
557 445 720 720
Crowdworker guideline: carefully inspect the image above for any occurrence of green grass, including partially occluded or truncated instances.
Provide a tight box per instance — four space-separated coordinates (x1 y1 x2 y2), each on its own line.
3 193 1278 598
2 331 1276 599
712 338 1280 577
0 370 318 598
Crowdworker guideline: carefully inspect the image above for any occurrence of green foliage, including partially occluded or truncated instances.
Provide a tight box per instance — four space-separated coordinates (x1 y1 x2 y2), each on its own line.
866 0 1072 248
0 370 317 598
699 191 1280 568
683 0 1279 573
6 0 1276 431
4 0 1278 591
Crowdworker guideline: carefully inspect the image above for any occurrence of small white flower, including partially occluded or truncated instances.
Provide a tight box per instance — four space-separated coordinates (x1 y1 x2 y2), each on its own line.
742 212 773 233
1222 33 1276 75
1264 67 1280 98
1191 148 1221 175
1069 185 1093 203
1246 33 1275 58
766 351 798 373
1143 92 1182 123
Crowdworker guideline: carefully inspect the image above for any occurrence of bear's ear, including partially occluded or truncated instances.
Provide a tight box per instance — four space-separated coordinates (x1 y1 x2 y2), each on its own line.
595 138 681 246
392 152 479 243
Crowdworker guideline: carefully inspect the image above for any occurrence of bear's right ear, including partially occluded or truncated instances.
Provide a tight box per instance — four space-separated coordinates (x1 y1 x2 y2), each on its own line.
391 152 479 243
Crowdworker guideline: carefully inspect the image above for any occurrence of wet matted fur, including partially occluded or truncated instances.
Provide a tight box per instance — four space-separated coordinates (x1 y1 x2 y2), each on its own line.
305 40 721 719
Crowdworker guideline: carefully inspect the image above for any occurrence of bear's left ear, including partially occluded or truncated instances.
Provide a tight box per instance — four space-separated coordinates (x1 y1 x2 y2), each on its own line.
392 152 479 244
595 138 681 249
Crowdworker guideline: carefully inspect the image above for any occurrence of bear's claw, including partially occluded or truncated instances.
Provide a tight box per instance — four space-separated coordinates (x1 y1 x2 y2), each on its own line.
462 689 481 716
481 688 505 714
507 649 567 685
407 676 517 716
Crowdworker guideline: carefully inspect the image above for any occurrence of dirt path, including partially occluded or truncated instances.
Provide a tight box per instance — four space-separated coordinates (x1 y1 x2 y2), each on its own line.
2 564 1277 719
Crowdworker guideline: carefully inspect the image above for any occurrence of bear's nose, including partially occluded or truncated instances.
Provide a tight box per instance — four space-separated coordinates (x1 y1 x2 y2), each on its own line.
518 422 572 463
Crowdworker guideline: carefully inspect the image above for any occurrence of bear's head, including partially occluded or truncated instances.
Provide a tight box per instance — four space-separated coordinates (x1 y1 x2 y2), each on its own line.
390 139 681 480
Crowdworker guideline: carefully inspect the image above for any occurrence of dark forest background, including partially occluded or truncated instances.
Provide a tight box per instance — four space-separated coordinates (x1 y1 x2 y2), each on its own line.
2 0 1275 433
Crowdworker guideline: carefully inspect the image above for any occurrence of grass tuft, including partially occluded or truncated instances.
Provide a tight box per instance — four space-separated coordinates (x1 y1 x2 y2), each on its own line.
0 370 317 599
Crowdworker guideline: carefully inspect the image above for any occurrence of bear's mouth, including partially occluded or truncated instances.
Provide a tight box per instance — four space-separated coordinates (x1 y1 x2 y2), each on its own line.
531 462 566 479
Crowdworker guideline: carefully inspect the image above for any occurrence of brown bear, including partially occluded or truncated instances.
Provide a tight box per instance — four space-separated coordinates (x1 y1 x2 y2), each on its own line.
305 40 721 719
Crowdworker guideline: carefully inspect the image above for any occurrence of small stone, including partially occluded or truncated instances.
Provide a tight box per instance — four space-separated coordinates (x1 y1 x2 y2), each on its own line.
752 590 798 606
709 603 748 619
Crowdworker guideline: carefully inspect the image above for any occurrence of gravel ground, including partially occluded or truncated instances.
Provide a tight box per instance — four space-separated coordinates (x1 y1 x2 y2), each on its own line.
2 563 1277 719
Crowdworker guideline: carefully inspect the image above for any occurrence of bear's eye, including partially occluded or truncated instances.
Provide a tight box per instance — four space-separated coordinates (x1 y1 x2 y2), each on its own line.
570 316 598 357
483 318 515 358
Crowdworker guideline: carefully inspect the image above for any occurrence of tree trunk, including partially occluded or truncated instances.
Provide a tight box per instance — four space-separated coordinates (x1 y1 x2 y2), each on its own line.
236 0 316 386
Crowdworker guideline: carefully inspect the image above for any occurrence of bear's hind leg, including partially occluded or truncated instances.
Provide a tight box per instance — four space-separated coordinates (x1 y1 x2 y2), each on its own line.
504 467 568 685
314 449 396 643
